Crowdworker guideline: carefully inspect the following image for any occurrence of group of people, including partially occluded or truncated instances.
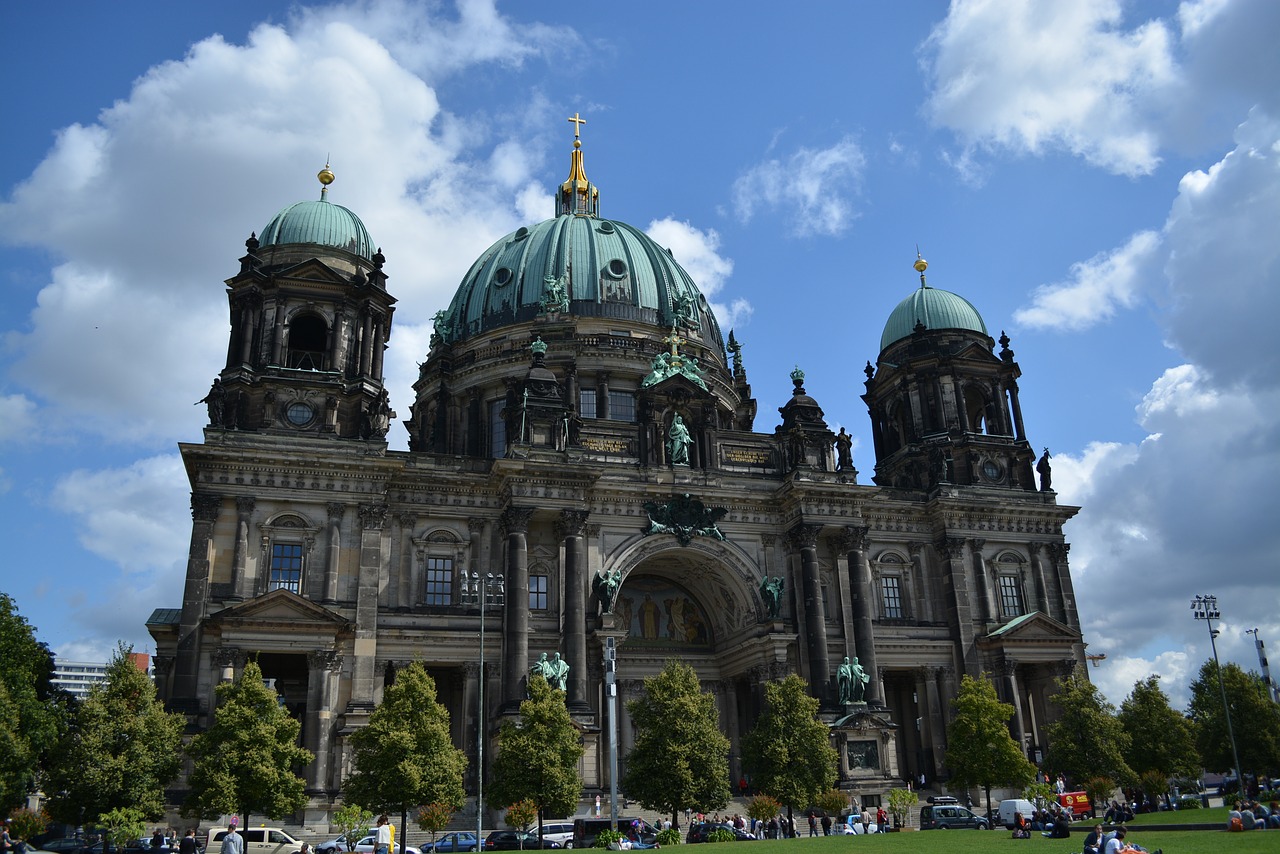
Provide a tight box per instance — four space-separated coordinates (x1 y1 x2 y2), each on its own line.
1083 825 1162 854
1228 800 1280 830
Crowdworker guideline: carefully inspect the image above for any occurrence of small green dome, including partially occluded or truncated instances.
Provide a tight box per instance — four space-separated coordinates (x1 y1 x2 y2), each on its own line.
259 198 376 261
880 285 988 351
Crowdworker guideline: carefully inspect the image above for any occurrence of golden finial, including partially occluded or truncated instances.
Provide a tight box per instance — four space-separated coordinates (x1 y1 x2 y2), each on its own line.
568 112 586 149
914 248 928 287
318 160 335 200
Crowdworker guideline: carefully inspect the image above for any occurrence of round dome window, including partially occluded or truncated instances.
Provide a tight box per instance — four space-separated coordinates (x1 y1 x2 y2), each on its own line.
494 267 513 286
514 226 529 241
598 221 616 234
607 259 628 278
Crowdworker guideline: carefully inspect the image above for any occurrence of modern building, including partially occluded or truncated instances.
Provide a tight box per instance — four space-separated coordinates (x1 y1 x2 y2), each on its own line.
148 127 1085 823
53 653 150 699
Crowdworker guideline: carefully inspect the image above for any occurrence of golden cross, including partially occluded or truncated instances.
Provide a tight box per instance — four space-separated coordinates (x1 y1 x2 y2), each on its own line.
663 325 686 362
567 112 587 140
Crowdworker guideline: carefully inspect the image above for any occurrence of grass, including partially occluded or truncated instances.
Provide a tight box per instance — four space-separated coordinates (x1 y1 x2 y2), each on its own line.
685 827 1275 854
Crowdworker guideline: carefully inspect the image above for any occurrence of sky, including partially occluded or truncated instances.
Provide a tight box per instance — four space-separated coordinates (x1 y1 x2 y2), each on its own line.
2 0 1278 714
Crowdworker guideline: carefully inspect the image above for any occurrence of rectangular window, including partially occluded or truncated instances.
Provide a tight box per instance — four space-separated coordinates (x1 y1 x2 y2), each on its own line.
425 557 453 606
881 576 903 619
579 388 597 419
998 574 1024 617
269 543 303 594
490 399 506 459
529 574 548 610
608 390 635 422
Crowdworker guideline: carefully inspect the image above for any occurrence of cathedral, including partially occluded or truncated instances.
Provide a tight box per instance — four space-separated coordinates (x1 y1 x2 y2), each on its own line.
148 123 1085 823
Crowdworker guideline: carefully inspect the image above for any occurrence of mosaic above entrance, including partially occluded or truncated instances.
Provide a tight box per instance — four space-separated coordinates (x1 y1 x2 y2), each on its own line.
615 575 713 647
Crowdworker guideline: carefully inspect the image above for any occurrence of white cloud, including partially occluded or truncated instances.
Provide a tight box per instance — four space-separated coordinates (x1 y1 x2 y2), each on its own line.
731 137 866 237
1015 230 1161 330
0 393 37 444
645 217 749 329
0 1 563 449
923 0 1178 176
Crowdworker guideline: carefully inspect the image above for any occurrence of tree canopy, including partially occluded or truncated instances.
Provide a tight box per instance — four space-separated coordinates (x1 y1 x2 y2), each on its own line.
184 660 313 824
44 642 183 825
621 660 730 827
1042 668 1134 788
487 676 584 822
1117 675 1199 782
741 674 837 818
944 674 1036 808
1187 659 1280 775
344 663 466 837
0 593 67 811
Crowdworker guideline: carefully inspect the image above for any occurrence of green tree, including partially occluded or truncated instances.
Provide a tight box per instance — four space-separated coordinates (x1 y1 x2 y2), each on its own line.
504 799 537 834
621 661 730 828
0 593 67 810
344 663 466 844
885 789 918 829
332 803 374 851
1042 668 1134 788
97 806 146 851
44 643 184 825
488 676 584 832
1117 676 1199 783
184 660 313 825
944 674 1037 813
1187 659 1280 776
416 802 454 847
741 674 837 829
745 794 781 825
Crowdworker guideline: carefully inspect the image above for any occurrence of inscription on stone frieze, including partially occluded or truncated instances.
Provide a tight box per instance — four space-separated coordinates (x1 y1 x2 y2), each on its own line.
722 446 772 466
583 437 631 454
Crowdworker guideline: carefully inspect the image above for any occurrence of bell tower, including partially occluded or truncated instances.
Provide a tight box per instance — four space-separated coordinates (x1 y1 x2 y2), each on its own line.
863 255 1036 491
199 165 397 441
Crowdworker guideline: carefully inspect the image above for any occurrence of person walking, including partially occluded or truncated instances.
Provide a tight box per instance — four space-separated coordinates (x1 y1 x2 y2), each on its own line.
178 830 198 854
375 816 391 854
222 825 244 854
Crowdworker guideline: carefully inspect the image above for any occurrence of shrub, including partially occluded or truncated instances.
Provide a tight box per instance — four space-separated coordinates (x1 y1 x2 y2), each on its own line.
656 828 681 846
593 830 624 849
706 829 735 843
746 794 781 823
1176 797 1202 810
886 789 918 828
8 808 49 841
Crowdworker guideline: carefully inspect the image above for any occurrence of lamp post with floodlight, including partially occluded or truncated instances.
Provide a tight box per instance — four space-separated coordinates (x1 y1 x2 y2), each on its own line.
1190 595 1243 792
463 571 505 845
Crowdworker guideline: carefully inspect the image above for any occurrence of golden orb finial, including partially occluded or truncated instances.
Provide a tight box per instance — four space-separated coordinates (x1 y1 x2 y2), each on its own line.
318 163 335 186
914 249 929 287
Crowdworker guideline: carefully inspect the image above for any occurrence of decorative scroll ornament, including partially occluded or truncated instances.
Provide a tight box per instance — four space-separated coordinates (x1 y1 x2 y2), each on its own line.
642 492 727 546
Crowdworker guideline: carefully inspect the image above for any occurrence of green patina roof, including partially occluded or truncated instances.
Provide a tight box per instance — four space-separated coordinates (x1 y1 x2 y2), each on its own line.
880 285 988 352
146 608 181 626
986 611 1038 636
259 198 376 261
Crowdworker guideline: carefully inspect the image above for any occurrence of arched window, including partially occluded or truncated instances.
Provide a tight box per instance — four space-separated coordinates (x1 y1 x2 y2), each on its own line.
286 314 328 370
964 385 988 434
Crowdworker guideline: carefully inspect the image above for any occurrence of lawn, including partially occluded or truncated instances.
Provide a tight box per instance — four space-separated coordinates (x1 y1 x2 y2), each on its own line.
686 828 1274 854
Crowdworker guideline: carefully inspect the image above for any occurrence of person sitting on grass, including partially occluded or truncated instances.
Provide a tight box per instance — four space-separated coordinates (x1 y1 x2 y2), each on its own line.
1083 824 1104 854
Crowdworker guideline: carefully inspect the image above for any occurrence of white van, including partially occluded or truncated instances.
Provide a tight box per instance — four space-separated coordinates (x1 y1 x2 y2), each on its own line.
998 799 1036 831
207 828 303 854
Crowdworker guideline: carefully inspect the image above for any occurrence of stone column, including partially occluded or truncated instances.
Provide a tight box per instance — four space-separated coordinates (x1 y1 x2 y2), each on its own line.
1029 542 1051 615
151 655 174 703
306 650 342 791
922 666 946 778
349 504 388 708
229 497 254 600
396 513 416 608
462 662 481 790
1007 380 1027 441
968 538 993 623
175 493 222 700
720 678 742 782
501 506 535 708
1047 543 1079 631
938 537 979 676
998 656 1027 749
371 316 386 379
325 503 345 604
558 509 590 710
790 523 829 704
908 542 933 622
844 526 882 706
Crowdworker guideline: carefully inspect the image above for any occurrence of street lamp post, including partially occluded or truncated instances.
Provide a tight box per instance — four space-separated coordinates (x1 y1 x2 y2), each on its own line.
1190 595 1243 792
464 571 505 847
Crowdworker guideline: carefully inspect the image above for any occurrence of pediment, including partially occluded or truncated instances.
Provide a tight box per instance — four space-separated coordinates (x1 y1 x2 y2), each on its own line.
274 258 352 285
954 341 1003 363
640 371 712 400
980 611 1081 648
830 707 898 731
211 588 350 630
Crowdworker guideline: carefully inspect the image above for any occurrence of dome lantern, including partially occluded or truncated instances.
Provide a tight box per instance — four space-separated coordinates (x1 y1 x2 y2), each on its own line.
558 112 599 218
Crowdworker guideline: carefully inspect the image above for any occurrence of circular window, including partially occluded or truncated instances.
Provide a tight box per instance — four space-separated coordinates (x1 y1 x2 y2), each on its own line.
607 259 627 277
286 402 314 426
598 221 616 234
982 459 1001 480
514 226 529 241
494 267 512 286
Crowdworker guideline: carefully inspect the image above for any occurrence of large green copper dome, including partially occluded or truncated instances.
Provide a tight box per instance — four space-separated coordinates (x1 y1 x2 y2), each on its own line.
880 284 988 351
258 167 376 261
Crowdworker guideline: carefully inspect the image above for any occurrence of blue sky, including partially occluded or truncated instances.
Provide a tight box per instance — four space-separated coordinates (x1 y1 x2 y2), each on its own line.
2 0 1278 711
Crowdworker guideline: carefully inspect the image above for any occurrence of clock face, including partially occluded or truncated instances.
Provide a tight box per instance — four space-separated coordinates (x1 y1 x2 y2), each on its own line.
982 459 1001 480
286 402 314 426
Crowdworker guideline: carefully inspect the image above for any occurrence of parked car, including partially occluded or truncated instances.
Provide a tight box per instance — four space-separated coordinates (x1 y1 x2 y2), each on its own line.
35 840 90 854
685 823 756 843
316 831 371 854
424 834 478 853
207 829 304 854
536 825 575 849
569 819 657 850
352 837 420 854
919 800 990 830
482 831 559 851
